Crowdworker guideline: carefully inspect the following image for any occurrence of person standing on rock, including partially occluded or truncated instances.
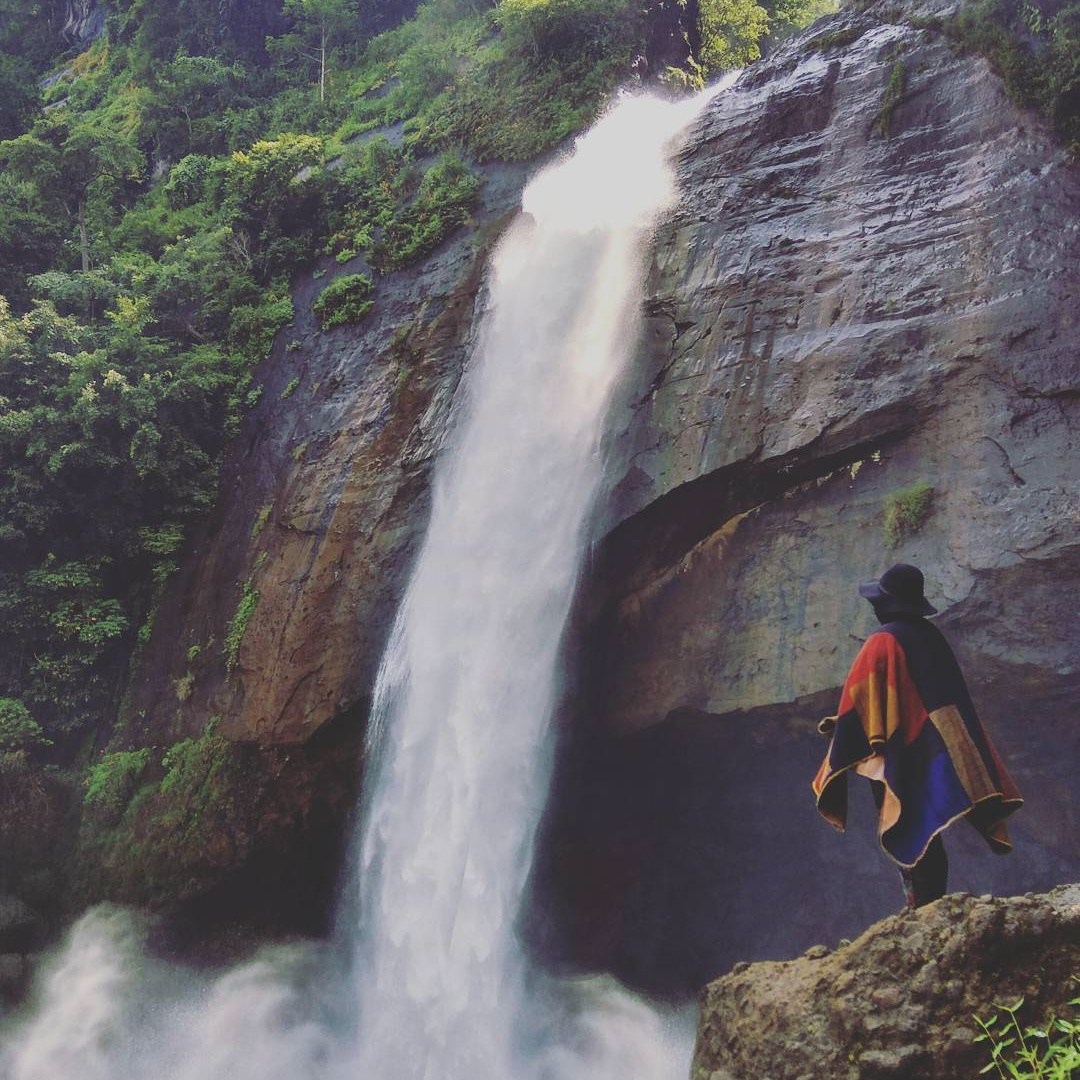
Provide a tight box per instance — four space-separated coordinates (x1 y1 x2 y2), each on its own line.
811 563 1022 908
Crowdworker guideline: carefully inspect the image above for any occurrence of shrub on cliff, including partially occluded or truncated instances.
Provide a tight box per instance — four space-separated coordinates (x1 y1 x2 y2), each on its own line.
83 748 151 826
314 273 376 328
325 139 482 268
938 0 1080 155
883 480 934 547
0 699 51 756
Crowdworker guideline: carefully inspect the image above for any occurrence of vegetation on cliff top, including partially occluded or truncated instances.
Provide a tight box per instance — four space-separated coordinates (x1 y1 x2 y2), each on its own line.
933 0 1080 156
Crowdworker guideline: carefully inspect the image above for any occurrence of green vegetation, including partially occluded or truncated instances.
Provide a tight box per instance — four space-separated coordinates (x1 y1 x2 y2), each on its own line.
874 59 907 137
0 697 52 755
83 747 151 824
314 273 376 329
251 502 274 536
974 991 1080 1079
174 669 196 701
280 377 301 399
933 0 1080 155
225 577 260 671
698 0 771 71
883 480 934 547
76 719 265 904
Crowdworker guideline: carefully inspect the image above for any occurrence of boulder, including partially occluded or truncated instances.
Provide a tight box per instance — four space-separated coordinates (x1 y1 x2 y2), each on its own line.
692 886 1080 1080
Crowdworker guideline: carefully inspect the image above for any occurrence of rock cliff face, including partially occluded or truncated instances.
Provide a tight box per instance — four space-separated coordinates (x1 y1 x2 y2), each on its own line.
692 885 1080 1080
60 0 104 47
99 163 531 928
534 0 1080 992
96 0 1078 983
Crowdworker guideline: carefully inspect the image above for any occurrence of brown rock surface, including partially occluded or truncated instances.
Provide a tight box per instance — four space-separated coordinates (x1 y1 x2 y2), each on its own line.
692 886 1080 1080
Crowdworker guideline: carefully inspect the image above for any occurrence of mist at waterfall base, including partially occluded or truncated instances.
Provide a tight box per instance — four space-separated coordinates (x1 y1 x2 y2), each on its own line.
0 85 728 1080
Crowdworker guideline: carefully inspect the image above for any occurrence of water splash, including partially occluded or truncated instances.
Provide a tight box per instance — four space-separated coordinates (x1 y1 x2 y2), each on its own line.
0 83 730 1080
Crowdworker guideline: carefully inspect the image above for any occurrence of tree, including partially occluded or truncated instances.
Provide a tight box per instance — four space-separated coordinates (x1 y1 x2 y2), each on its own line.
693 0 770 72
143 54 250 159
4 116 145 277
268 0 359 102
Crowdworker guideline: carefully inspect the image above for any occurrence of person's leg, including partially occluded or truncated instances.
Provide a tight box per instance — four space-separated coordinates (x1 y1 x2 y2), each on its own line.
869 780 949 908
900 835 948 908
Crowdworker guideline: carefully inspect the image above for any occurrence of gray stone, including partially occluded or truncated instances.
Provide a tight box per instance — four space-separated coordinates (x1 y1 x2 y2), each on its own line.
0 895 43 953
540 0 1079 994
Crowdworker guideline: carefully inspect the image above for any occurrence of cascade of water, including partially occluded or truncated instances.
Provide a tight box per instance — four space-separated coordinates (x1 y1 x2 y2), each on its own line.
0 82 730 1080
346 87 721 1080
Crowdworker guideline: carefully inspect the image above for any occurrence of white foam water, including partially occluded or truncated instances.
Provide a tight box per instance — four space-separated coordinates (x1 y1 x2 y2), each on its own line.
0 82 731 1080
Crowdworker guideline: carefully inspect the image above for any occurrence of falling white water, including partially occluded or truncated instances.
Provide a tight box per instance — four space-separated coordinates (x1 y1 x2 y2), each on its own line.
347 87 719 1080
0 84 730 1080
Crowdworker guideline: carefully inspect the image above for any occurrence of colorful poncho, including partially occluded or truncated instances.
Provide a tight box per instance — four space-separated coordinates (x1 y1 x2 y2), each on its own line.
812 616 1022 868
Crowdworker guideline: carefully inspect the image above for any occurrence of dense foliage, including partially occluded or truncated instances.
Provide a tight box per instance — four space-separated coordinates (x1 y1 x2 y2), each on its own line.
0 0 828 799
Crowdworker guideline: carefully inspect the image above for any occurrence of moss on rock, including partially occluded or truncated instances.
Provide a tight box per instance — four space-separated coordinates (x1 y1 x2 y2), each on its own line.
75 722 263 907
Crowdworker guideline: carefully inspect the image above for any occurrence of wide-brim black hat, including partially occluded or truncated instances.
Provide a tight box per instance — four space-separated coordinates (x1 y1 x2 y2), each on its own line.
859 562 938 616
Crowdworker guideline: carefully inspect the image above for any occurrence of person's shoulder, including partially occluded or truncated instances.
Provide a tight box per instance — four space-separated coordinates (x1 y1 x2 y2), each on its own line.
862 625 905 647
878 616 927 644
853 628 905 664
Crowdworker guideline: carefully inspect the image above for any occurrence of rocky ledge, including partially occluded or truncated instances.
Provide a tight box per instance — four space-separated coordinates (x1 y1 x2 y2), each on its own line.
692 885 1080 1080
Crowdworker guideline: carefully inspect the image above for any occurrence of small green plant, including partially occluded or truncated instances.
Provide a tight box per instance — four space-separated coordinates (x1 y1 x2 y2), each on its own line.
883 480 934 547
174 670 195 702
160 718 227 798
874 59 907 137
974 991 1080 1079
313 273 375 330
251 502 273 538
0 699 52 755
83 748 151 823
224 578 259 672
280 376 301 399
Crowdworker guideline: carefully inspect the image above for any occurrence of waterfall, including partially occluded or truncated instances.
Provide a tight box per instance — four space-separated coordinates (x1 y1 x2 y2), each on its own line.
0 84 725 1080
346 86 716 1080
